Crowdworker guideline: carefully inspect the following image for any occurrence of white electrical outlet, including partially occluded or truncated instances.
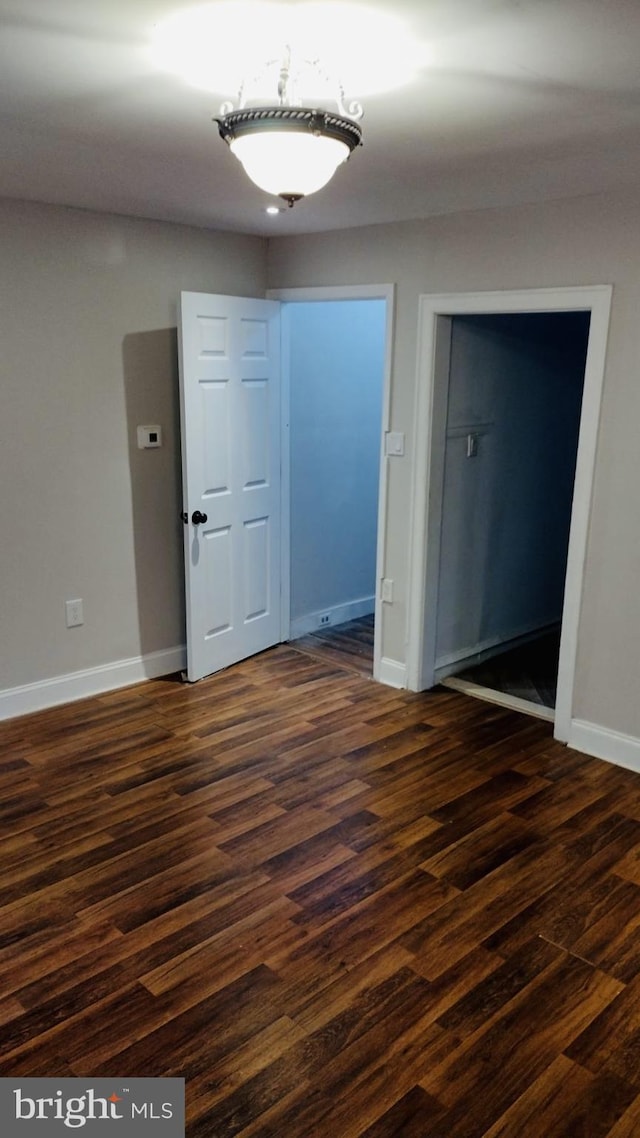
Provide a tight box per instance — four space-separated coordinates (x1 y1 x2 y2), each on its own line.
318 613 331 627
137 425 162 449
65 599 84 628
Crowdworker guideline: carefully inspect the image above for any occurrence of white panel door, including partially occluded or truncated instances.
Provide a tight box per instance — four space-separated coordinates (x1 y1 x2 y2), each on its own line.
178 292 282 681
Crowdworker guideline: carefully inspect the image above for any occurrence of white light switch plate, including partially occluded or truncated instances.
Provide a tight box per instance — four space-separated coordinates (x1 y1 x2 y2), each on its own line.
385 431 405 456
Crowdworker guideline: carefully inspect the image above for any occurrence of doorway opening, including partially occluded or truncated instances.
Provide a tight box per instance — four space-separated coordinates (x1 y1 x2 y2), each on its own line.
269 284 395 683
283 298 385 679
178 286 393 685
436 311 590 722
407 286 612 743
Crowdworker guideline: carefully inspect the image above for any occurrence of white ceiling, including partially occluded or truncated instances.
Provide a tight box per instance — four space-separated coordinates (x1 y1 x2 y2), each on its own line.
1 0 640 236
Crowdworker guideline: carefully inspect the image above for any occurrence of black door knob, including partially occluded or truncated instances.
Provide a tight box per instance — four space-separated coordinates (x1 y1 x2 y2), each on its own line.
180 511 188 524
191 510 208 525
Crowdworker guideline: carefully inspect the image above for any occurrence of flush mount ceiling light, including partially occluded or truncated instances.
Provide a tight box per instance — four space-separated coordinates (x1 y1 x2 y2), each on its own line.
215 46 363 207
152 3 429 206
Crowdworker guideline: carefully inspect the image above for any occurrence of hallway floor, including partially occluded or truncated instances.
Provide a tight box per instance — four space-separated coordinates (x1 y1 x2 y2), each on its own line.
290 613 375 678
453 631 561 711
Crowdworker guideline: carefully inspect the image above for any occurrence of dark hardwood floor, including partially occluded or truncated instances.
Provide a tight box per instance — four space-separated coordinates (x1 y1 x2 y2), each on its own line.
3 642 640 1135
290 613 375 677
453 631 561 711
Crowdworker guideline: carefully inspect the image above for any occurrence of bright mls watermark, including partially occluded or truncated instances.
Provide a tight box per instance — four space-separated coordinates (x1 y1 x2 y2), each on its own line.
0 1079 184 1136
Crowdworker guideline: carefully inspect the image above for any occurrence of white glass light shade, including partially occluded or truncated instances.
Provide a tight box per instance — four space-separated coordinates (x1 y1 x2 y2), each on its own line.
229 131 351 197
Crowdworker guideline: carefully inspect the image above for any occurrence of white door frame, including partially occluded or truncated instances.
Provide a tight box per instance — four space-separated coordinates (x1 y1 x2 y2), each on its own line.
406 285 613 742
267 283 395 685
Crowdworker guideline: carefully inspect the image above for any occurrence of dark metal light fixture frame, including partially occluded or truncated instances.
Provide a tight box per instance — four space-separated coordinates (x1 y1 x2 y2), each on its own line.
214 48 363 206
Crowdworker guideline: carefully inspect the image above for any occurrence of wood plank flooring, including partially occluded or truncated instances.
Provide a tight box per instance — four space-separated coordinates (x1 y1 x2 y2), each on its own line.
290 613 375 677
453 631 561 711
3 644 640 1135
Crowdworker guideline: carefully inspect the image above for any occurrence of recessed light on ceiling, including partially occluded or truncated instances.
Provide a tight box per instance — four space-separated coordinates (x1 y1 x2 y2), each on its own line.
265 206 281 215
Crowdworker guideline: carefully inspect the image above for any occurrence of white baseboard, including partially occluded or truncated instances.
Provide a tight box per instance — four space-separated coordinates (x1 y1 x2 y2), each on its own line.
569 719 640 775
442 676 555 722
434 620 560 681
376 656 407 689
289 596 375 640
0 645 186 722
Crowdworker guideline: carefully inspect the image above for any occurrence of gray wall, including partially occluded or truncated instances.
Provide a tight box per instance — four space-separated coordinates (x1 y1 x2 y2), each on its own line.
286 299 385 631
267 190 640 740
4 187 640 748
435 313 588 667
0 199 267 690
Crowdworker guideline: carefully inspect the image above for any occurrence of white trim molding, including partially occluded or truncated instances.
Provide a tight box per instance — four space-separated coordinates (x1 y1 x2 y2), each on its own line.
0 645 186 722
442 676 555 723
377 657 407 688
569 720 640 775
434 621 560 679
267 284 394 304
289 596 375 640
